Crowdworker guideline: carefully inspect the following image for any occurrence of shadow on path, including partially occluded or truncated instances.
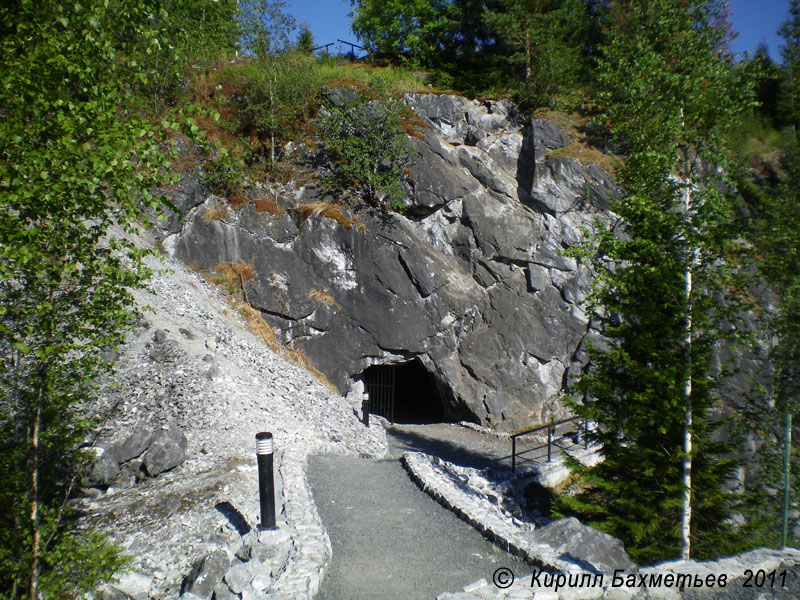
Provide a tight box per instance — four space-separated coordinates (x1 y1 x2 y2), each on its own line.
385 423 556 472
308 454 530 600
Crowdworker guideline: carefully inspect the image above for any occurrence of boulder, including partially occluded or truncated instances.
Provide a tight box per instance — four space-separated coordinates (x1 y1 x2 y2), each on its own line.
107 572 153 600
224 561 253 594
532 517 635 573
182 549 230 599
143 427 188 477
212 582 239 600
116 429 155 463
531 119 570 152
83 445 121 488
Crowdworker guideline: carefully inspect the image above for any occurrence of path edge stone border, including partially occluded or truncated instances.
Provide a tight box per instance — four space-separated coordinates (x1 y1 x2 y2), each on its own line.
403 452 800 600
401 451 577 574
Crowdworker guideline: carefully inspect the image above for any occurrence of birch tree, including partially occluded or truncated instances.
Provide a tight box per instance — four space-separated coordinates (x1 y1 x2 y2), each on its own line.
0 1 178 596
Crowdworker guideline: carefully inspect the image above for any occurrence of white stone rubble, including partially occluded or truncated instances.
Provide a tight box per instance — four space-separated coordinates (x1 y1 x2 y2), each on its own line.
82 229 387 599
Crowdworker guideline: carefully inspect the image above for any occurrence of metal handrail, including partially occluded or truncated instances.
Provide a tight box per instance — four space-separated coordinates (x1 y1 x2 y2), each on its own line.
511 415 588 472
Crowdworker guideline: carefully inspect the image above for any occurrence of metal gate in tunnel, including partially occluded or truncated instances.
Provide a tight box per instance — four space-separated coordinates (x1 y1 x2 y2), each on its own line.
364 364 395 423
361 360 448 424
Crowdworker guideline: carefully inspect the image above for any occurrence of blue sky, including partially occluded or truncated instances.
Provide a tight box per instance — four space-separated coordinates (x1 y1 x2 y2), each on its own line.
728 0 788 59
284 0 357 56
284 0 791 62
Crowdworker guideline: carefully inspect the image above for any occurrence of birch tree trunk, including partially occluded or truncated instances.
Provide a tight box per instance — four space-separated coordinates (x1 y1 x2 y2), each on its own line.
525 29 531 83
29 385 43 600
681 239 694 560
680 108 693 560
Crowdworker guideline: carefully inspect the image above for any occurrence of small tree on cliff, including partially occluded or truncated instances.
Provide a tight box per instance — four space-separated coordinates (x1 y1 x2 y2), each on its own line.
298 23 315 54
556 0 753 563
238 0 297 166
319 92 414 208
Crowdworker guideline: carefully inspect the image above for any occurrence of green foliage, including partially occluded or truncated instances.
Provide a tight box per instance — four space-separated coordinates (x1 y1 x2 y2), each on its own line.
555 0 754 563
212 54 425 170
37 530 130 600
235 52 322 164
351 0 512 91
0 0 176 596
128 0 241 115
238 0 296 58
733 134 800 548
722 114 787 173
757 139 800 413
308 61 426 94
297 23 315 54
722 45 788 172
747 44 784 126
350 0 596 97
319 92 415 207
176 0 240 62
202 148 254 197
752 140 800 522
779 0 800 130
350 0 458 66
483 0 590 109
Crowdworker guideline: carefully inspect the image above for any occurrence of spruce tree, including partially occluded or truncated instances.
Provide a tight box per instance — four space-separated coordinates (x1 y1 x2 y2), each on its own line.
750 135 800 548
556 0 752 563
746 43 783 126
298 23 315 54
779 0 800 131
482 0 590 107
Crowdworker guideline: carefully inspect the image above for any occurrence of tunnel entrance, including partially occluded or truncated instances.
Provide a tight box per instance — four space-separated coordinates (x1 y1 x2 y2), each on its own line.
361 360 447 424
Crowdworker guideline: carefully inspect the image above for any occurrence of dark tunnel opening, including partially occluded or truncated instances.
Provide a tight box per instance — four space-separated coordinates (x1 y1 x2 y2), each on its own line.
360 360 450 424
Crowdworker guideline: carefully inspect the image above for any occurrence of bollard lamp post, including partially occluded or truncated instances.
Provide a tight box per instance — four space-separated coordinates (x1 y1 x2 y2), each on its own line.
361 392 370 427
255 432 276 530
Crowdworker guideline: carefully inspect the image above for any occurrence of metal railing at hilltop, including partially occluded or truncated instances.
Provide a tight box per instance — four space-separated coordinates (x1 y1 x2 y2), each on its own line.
312 40 367 60
510 415 589 472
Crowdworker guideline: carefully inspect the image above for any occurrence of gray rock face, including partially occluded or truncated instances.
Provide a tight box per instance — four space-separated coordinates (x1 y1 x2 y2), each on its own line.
146 136 208 240
531 516 634 574
172 93 617 429
143 427 188 476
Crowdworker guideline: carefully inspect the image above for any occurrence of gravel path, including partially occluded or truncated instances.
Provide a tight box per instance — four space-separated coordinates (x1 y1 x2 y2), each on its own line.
308 454 530 600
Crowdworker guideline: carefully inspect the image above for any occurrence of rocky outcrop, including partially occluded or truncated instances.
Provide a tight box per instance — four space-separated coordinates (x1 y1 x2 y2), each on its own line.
168 94 617 430
531 517 633 574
